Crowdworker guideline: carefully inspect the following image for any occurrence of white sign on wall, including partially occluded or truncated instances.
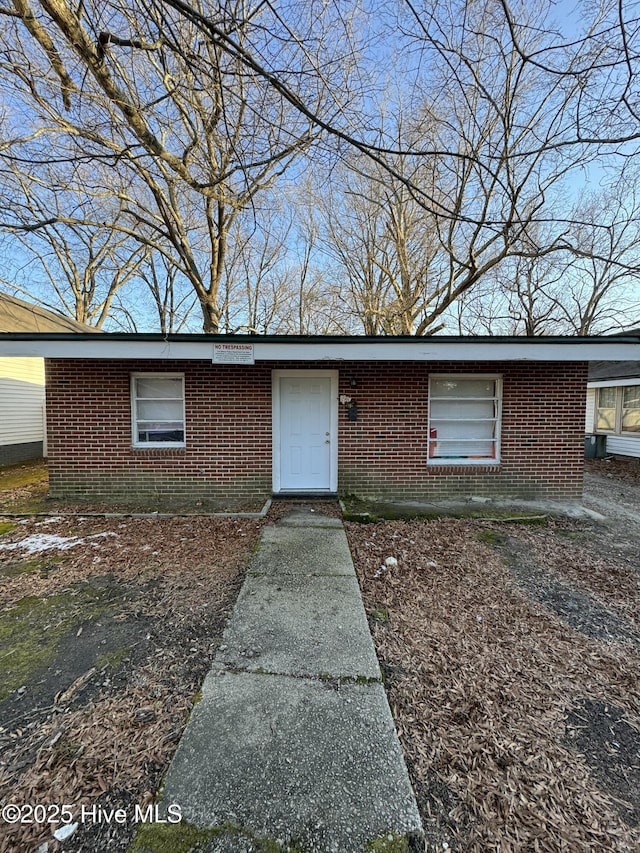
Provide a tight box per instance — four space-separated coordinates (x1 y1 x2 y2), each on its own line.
212 343 255 365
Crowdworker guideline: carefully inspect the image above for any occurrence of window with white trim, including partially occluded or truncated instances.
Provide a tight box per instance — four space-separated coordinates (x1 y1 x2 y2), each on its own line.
596 386 617 431
131 374 185 447
428 375 501 464
596 385 640 434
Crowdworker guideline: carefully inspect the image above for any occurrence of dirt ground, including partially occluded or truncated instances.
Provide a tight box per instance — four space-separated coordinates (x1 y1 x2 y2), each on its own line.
348 456 640 853
1 458 640 852
0 465 268 853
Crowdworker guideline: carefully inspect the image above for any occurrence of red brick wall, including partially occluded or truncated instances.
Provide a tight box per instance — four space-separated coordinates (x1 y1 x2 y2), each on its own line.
336 361 587 501
45 358 587 507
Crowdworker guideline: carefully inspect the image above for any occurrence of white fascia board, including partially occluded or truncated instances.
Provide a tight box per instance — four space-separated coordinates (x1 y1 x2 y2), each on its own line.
1 337 640 362
0 339 210 360
253 341 640 361
588 377 640 388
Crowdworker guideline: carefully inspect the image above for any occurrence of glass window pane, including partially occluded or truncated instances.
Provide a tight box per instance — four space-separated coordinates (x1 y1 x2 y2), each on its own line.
133 375 184 444
138 428 184 443
136 377 183 399
596 409 616 431
431 440 496 459
429 376 500 462
623 386 640 408
596 387 617 432
598 387 617 408
431 420 496 441
430 399 495 420
137 400 183 421
622 386 640 432
431 378 495 398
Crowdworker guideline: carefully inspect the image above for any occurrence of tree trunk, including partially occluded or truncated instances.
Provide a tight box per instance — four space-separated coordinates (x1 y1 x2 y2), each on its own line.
201 297 221 333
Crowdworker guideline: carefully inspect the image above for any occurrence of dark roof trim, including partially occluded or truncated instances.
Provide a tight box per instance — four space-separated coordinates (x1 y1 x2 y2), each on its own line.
1 332 640 343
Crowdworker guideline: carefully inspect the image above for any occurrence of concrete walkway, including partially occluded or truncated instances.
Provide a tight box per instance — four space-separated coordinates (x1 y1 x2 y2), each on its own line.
160 508 423 852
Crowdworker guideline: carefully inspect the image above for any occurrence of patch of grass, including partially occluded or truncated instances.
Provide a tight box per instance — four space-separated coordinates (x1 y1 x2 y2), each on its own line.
0 460 47 491
0 521 16 536
367 833 411 852
129 820 306 853
95 644 131 673
477 529 507 547
0 460 49 513
0 555 59 579
52 736 83 762
369 606 391 624
0 583 121 701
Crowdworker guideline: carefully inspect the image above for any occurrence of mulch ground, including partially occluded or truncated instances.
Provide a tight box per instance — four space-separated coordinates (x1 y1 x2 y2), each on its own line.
0 512 265 853
3 458 640 852
347 515 640 852
585 454 640 486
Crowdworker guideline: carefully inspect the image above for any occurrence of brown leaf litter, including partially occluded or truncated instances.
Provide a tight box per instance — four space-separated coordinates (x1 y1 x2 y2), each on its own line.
0 513 265 853
347 516 640 853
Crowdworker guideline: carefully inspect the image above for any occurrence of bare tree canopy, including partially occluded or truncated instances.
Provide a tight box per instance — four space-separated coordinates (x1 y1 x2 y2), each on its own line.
0 0 354 329
1 0 640 333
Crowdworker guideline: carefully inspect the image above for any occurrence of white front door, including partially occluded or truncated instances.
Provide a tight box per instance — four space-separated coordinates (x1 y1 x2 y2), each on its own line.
273 371 337 492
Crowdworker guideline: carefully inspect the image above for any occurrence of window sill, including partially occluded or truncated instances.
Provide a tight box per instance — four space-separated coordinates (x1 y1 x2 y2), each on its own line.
427 462 501 473
131 445 186 452
428 458 500 466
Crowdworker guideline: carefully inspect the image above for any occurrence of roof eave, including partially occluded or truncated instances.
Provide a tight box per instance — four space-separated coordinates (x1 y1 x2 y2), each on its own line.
1 332 640 361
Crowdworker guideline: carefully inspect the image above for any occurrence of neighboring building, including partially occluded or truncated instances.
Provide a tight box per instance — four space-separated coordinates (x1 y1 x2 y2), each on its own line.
0 294 95 465
1 332 639 506
586 360 640 459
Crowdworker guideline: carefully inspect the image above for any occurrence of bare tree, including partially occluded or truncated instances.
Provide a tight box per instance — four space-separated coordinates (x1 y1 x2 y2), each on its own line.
0 0 355 330
317 147 443 334
0 171 147 328
455 181 640 335
2 0 640 335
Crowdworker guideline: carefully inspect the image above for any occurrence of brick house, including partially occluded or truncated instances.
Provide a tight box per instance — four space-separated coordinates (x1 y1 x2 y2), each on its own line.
1 333 639 507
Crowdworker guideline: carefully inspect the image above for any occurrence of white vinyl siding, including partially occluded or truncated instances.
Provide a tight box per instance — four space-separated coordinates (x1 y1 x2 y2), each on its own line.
0 357 45 446
585 387 596 433
428 375 501 464
605 434 640 458
131 374 185 448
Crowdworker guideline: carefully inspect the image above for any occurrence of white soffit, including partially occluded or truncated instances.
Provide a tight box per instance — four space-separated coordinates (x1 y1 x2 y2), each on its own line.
1 337 640 361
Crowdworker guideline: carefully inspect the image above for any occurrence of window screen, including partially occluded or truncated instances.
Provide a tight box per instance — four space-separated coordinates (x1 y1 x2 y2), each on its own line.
428 376 500 463
132 375 185 446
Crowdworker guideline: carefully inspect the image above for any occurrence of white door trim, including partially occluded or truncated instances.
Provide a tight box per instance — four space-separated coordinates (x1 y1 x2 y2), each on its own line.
272 369 338 493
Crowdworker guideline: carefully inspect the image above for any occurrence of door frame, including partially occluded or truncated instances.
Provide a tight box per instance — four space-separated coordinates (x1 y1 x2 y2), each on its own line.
272 369 339 493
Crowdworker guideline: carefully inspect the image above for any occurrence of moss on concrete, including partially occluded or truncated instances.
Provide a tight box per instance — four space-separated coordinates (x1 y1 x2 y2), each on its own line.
128 821 218 853
367 834 411 852
129 819 306 852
